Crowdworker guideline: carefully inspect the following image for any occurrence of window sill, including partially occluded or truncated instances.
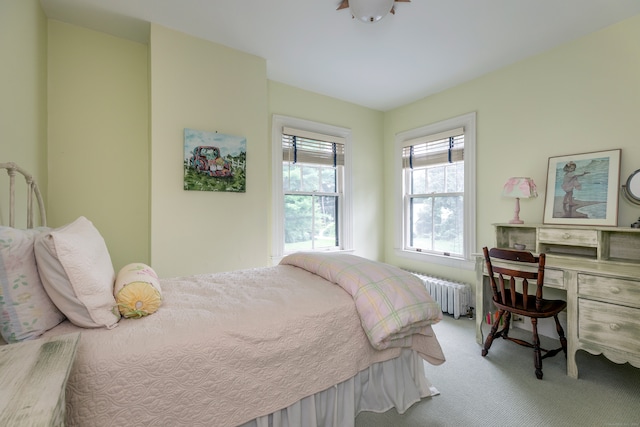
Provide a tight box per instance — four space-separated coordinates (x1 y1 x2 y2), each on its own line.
394 248 475 271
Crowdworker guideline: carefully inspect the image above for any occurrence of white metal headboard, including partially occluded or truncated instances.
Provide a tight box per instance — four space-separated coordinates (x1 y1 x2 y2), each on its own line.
0 162 47 228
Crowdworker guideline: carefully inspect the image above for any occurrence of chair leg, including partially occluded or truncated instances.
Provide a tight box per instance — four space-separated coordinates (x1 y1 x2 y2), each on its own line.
554 315 568 357
541 315 568 360
501 311 512 340
531 318 543 379
482 309 504 357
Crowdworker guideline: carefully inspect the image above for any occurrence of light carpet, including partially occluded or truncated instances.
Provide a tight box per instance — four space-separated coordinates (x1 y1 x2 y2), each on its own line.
355 314 640 427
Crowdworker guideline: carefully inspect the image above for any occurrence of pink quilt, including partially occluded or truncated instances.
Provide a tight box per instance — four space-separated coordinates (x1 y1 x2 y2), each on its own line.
280 252 443 350
42 264 444 427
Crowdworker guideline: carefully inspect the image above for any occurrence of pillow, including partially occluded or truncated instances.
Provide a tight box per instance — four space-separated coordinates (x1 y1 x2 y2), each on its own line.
114 263 162 318
0 226 66 343
34 216 120 329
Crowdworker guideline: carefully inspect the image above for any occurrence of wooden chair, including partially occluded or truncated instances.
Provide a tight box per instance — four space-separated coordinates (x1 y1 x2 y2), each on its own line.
481 246 567 379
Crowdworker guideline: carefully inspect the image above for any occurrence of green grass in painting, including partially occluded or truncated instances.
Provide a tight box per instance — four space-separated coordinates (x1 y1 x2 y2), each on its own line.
184 165 246 192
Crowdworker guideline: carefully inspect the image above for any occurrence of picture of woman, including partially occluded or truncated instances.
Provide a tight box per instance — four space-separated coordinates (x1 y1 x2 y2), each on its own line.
561 161 589 217
544 149 620 226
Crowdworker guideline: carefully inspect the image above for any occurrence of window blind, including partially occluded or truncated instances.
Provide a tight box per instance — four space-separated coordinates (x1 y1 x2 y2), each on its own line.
282 127 345 167
402 127 464 169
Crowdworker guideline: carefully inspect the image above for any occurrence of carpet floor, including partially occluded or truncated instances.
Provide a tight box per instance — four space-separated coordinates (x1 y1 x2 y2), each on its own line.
355 314 640 427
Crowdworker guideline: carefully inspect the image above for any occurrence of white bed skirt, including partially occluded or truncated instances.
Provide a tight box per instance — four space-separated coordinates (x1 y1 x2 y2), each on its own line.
239 349 438 427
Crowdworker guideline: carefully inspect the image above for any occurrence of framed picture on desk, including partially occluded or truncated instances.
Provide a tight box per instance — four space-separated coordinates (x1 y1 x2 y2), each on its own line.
542 149 621 226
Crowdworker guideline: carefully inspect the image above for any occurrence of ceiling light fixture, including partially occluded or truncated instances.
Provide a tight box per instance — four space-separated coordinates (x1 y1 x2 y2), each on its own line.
337 0 410 23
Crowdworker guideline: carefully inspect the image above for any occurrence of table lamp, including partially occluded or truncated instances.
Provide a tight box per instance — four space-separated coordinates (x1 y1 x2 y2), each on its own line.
502 177 537 224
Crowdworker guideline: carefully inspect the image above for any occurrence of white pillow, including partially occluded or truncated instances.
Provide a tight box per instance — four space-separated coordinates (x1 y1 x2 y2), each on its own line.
0 226 65 342
34 216 120 329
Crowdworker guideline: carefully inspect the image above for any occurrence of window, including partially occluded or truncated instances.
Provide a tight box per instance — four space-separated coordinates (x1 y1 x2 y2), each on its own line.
272 115 352 263
394 112 476 269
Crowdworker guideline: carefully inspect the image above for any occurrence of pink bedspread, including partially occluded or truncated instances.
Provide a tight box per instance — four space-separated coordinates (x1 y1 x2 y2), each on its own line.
42 265 445 427
280 252 443 350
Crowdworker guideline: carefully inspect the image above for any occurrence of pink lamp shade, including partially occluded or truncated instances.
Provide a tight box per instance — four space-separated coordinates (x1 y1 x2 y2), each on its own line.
502 177 537 224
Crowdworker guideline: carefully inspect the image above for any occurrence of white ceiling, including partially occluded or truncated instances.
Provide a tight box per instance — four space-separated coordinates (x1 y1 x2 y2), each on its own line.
39 0 640 111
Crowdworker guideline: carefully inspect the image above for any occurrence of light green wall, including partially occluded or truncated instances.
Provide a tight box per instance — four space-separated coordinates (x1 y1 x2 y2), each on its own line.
383 14 640 285
149 24 269 277
47 20 149 271
268 81 385 261
0 0 47 227
7 3 639 284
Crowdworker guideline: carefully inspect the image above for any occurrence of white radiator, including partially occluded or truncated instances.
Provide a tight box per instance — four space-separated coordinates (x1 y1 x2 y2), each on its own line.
410 273 471 319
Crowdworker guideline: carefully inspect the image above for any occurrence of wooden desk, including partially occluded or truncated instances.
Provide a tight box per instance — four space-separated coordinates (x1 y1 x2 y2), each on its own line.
476 224 640 379
0 332 80 426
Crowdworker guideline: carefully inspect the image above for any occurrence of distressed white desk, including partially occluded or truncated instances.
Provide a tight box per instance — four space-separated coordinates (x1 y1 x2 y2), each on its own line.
0 332 80 426
476 224 640 379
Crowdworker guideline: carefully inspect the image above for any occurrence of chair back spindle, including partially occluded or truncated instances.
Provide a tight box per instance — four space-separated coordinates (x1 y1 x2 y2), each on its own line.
483 247 545 314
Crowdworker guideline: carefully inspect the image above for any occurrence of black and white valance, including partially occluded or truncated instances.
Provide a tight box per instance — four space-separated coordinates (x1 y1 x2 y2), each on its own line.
282 127 345 167
402 127 464 169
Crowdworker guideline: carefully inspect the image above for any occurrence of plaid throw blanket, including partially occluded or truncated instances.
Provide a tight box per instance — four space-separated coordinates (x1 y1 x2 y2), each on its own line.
280 252 443 350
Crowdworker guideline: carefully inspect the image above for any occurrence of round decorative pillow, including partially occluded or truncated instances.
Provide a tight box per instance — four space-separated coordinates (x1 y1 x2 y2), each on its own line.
114 263 162 318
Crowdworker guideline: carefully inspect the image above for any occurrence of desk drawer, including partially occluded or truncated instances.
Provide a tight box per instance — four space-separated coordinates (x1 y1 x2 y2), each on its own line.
538 228 597 246
544 268 565 289
578 299 640 354
578 274 640 307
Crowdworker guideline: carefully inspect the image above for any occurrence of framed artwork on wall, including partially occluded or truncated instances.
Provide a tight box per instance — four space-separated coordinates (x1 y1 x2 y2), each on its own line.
183 128 247 193
543 149 621 226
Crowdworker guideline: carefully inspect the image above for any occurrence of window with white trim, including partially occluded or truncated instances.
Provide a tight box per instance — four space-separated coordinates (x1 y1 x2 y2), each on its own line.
395 112 476 269
272 115 352 262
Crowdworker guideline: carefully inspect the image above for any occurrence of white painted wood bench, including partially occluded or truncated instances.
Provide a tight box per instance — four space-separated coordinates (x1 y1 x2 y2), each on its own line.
0 333 80 426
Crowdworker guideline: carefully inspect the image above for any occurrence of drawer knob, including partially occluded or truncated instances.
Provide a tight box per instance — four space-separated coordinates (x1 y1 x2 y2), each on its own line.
609 287 621 294
609 323 621 331
562 233 571 239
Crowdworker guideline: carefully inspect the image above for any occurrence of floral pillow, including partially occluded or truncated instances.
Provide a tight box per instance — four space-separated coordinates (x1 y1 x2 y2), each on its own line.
0 226 65 343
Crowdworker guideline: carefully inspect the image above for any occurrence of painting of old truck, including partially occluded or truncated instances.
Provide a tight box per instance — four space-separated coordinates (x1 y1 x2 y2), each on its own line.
183 128 246 192
189 145 233 177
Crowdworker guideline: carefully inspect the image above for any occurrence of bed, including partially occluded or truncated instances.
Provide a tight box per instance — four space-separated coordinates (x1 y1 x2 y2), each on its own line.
0 162 445 427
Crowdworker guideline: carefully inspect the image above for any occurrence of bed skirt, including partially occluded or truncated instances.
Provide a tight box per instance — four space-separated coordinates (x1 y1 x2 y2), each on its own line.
240 349 438 427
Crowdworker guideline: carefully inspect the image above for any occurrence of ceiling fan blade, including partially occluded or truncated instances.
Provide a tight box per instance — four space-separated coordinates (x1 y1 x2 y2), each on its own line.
391 0 409 14
337 0 349 11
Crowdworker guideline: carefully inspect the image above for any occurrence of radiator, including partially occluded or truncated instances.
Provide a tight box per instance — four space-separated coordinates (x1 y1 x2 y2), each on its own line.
410 273 472 319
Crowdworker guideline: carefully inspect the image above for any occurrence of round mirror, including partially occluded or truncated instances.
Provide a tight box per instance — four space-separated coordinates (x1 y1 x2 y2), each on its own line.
622 169 640 205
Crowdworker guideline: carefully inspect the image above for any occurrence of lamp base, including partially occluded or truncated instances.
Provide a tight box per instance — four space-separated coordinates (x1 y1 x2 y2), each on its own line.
509 197 524 224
